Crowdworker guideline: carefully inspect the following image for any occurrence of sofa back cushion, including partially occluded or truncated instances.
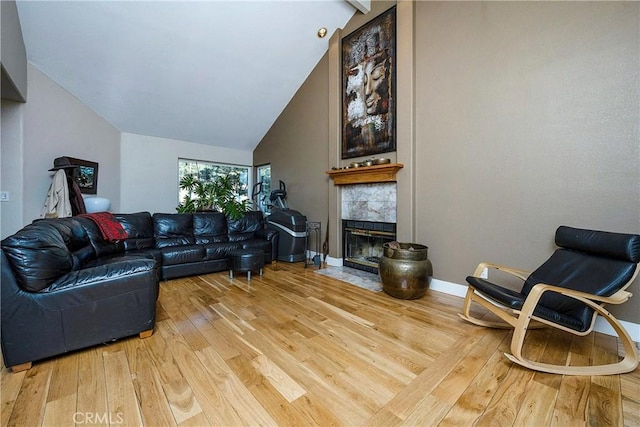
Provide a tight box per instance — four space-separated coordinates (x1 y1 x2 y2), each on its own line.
115 212 155 251
1 221 73 292
153 213 195 248
227 211 265 242
76 217 125 258
44 217 96 268
194 212 229 244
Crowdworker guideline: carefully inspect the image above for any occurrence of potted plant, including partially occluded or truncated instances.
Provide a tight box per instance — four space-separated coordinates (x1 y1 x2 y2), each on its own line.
176 173 250 219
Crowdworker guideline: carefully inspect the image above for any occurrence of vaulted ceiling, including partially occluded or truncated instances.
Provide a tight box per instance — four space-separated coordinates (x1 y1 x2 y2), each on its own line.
16 1 358 151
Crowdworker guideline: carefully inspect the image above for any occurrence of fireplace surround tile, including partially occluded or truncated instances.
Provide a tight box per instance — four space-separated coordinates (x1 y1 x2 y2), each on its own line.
342 183 396 223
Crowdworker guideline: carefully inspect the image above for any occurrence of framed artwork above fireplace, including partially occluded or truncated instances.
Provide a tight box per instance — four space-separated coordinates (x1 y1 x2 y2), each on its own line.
341 6 396 159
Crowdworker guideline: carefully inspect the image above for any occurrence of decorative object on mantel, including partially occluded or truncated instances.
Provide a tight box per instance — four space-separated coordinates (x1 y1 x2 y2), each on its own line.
326 162 403 185
378 242 433 299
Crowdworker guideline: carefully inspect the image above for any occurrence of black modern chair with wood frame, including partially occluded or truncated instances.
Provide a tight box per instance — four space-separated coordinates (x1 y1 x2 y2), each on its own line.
459 225 640 375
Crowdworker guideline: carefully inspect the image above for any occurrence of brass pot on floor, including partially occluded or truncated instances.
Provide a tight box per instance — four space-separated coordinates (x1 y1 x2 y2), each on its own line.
379 242 433 299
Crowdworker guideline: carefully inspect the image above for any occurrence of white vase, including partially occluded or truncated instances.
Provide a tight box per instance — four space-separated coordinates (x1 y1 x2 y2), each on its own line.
84 197 111 213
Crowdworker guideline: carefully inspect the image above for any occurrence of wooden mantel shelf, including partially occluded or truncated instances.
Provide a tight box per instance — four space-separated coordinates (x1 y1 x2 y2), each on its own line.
325 163 404 185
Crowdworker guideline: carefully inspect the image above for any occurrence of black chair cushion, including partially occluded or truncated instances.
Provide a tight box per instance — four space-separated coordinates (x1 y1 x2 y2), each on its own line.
521 249 637 332
466 276 588 331
556 225 640 262
466 277 525 309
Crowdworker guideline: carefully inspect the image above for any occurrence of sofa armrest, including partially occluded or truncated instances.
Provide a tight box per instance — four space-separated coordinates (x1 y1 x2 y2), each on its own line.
256 228 277 240
1 252 158 369
44 256 158 297
256 228 279 262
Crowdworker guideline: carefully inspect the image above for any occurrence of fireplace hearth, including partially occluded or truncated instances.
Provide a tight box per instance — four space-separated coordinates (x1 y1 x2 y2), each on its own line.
343 220 396 274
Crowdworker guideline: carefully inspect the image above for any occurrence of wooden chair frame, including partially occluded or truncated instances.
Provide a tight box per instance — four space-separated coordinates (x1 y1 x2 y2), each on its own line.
459 262 640 376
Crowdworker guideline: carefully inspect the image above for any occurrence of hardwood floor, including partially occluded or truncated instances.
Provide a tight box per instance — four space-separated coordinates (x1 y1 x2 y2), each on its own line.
2 262 639 426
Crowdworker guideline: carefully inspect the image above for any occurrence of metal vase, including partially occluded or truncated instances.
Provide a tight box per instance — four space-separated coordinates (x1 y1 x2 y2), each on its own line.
379 242 433 299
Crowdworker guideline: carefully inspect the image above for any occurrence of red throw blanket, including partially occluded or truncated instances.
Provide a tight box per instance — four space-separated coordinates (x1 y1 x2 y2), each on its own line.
79 212 128 242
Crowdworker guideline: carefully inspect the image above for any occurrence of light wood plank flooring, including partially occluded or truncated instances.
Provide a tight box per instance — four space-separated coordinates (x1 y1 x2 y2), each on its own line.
2 262 639 426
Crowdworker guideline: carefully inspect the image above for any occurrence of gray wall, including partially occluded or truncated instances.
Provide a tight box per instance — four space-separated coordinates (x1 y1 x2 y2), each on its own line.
254 1 640 323
254 53 331 227
414 1 639 322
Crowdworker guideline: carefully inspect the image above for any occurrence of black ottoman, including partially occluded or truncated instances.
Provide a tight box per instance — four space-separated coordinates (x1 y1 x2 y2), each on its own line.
229 248 265 280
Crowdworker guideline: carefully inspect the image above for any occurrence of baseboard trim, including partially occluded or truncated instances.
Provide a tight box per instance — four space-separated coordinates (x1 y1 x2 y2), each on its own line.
321 256 640 343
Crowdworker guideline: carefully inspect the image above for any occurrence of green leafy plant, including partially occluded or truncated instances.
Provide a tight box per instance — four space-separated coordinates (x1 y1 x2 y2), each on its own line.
176 173 250 219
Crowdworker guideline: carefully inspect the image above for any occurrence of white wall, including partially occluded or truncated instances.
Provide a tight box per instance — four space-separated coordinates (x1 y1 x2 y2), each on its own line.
0 100 24 238
1 64 121 234
1 0 28 101
120 133 253 214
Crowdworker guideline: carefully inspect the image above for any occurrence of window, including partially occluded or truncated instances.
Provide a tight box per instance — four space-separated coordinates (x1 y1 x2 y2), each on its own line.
255 164 271 214
178 158 250 207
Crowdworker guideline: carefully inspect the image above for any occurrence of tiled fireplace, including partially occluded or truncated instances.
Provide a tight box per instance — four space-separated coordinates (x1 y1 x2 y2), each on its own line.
342 183 397 274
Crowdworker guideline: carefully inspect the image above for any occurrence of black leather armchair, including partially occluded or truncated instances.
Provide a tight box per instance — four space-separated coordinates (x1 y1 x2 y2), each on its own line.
459 225 640 375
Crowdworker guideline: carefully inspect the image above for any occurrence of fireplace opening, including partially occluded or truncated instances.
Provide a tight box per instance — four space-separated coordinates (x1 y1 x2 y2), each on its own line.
343 220 397 274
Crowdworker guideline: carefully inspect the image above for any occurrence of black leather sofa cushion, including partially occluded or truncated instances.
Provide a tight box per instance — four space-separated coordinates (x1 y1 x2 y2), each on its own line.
227 211 264 241
77 217 125 257
159 244 205 266
37 217 96 269
241 239 272 255
115 212 155 251
43 217 91 252
154 213 196 248
203 242 242 260
2 222 74 292
161 259 228 281
194 212 229 244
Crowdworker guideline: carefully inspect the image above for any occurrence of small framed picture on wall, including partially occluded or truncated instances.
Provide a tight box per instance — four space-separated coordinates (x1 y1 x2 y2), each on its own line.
67 157 99 195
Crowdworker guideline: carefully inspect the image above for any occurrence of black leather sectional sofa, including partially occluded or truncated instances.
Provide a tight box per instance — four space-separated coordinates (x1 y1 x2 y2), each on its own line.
0 210 278 371
118 211 278 279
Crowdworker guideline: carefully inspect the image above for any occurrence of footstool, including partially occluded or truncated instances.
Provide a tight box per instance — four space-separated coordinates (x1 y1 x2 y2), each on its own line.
229 248 265 280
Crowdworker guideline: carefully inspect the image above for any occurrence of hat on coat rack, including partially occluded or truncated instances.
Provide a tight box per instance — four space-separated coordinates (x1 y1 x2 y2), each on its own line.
49 157 79 171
